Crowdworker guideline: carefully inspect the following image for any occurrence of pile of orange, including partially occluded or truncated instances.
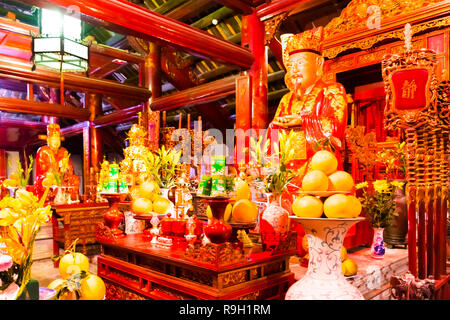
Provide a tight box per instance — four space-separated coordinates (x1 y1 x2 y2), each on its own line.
292 150 362 219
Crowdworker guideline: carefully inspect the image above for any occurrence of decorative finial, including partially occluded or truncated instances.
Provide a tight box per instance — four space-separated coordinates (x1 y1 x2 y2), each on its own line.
404 23 413 52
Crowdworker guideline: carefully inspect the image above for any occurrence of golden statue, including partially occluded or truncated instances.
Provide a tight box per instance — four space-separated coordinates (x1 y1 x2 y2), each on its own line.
268 27 348 172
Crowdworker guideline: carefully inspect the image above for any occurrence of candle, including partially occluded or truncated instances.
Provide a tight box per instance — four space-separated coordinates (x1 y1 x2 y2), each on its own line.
178 112 182 129
162 111 166 127
187 114 190 130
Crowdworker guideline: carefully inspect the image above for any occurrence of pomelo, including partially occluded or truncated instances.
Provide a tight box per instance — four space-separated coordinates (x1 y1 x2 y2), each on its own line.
323 194 351 218
346 195 362 217
310 150 338 175
302 170 329 194
131 197 153 215
232 199 258 223
292 196 323 218
328 171 354 192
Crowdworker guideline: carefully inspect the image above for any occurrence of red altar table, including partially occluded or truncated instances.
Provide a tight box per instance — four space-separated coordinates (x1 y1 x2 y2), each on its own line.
52 202 109 262
96 233 296 300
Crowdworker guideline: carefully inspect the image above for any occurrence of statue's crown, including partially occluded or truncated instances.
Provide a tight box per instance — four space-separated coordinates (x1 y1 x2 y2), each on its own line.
47 123 61 137
283 27 324 57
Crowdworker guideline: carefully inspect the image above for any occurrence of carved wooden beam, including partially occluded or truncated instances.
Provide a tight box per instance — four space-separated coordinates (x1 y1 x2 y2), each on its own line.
0 56 150 101
21 0 254 68
0 97 90 120
93 104 144 128
60 121 89 138
0 117 47 131
150 75 236 112
211 0 253 15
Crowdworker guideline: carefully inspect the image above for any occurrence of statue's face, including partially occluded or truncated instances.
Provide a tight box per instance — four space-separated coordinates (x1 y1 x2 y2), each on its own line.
47 135 61 150
288 52 324 93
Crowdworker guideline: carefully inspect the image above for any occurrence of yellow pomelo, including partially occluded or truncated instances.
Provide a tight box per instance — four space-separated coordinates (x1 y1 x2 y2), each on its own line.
131 197 153 215
323 194 351 218
292 196 323 218
342 258 358 276
48 278 66 291
235 179 251 200
341 246 348 262
328 171 354 192
59 252 89 279
9 173 19 181
3 178 17 187
206 205 213 219
232 199 258 223
310 150 338 175
224 203 233 222
80 274 106 300
152 195 172 214
347 195 362 217
301 170 329 193
139 181 159 200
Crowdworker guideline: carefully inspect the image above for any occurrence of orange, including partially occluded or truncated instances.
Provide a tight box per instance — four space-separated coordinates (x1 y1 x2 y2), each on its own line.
131 197 153 215
301 170 329 194
292 196 323 218
323 194 351 218
232 199 258 223
80 274 106 300
152 195 172 214
235 179 251 200
328 171 354 192
139 181 159 200
346 195 362 217
59 252 89 279
310 150 338 175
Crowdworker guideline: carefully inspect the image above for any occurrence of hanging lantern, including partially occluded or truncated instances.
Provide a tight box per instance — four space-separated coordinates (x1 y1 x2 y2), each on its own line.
32 8 89 73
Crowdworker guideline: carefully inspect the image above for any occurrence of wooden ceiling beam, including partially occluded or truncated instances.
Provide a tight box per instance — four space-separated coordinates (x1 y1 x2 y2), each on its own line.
164 0 212 21
0 97 90 120
0 56 150 101
256 0 319 21
20 0 254 68
93 104 143 128
211 0 254 15
150 75 236 112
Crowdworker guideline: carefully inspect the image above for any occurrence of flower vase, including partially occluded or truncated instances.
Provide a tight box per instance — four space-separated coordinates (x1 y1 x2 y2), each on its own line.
285 217 365 300
102 193 126 238
260 193 289 252
384 181 408 246
202 198 232 244
370 227 386 259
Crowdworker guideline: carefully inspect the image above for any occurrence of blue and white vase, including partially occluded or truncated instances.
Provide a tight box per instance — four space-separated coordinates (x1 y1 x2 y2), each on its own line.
370 227 386 259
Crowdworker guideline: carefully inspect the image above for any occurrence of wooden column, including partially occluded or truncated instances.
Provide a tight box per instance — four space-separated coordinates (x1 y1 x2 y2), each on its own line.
86 93 103 170
144 42 161 151
242 11 268 132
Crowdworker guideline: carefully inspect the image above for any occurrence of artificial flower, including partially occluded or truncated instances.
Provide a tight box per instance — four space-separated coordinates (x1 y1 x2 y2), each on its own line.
390 181 405 189
355 181 368 189
373 180 390 193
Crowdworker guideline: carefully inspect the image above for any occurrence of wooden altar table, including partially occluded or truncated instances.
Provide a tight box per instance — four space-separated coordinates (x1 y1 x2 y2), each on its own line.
97 233 296 300
52 203 109 263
